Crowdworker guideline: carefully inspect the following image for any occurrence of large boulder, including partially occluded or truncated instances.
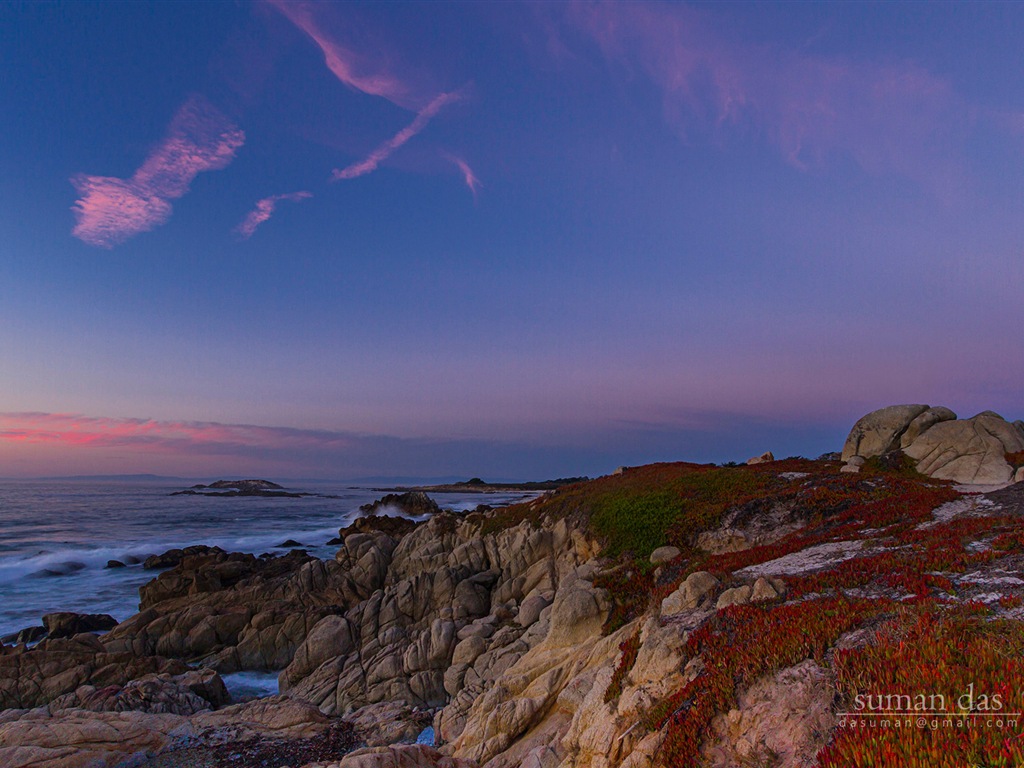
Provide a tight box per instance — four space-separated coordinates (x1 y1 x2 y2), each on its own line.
903 411 1024 485
899 406 958 448
843 405 1024 485
841 404 931 461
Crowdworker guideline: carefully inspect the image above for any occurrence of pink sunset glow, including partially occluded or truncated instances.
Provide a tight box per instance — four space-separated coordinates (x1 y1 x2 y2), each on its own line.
71 96 244 247
333 91 463 181
0 413 354 456
235 191 313 238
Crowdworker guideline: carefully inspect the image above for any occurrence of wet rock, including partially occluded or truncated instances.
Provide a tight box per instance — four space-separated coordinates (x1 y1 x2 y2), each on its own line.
338 514 419 541
143 545 224 570
41 612 117 639
1 626 46 645
360 492 441 518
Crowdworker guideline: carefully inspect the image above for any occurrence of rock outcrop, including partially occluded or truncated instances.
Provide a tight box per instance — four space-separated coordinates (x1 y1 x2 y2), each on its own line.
0 633 198 710
842 405 1023 484
0 694 334 768
6 456 1024 768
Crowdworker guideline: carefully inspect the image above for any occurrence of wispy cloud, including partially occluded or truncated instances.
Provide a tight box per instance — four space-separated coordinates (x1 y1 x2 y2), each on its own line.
565 1 973 197
267 0 417 109
235 191 312 239
332 91 463 181
71 96 244 248
445 154 481 199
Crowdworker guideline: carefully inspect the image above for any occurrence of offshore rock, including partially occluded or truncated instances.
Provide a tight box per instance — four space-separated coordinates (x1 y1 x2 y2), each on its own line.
41 612 117 640
360 492 442 518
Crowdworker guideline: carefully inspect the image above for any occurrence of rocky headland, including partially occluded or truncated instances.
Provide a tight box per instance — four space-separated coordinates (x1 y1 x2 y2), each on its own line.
3 405 1024 767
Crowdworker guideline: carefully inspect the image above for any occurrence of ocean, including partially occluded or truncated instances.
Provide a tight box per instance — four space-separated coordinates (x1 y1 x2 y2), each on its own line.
0 479 534 647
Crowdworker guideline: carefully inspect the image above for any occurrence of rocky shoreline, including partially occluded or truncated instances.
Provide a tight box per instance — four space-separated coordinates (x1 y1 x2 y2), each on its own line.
2 405 1024 767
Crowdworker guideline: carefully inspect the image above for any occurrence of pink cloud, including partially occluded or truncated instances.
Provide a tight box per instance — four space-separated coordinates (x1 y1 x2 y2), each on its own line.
72 96 245 248
267 0 417 109
445 154 481 199
566 1 968 197
235 191 313 239
333 91 464 181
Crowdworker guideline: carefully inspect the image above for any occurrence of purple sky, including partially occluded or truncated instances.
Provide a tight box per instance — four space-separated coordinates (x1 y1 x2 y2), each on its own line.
0 1 1021 479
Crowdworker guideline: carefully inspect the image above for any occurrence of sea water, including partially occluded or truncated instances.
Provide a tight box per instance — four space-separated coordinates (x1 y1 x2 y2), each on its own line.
0 479 533 640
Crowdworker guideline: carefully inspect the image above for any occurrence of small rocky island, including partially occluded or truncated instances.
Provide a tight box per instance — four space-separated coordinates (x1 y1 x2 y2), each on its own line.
2 405 1024 768
171 479 318 498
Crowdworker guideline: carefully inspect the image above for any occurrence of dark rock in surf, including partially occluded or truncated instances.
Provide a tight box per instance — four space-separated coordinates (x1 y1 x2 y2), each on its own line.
358 491 441 518
1 626 46 645
144 545 224 570
42 612 118 639
336 514 419 541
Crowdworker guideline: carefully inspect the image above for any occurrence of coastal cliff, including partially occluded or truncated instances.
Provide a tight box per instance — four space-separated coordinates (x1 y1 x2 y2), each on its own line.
3 413 1024 767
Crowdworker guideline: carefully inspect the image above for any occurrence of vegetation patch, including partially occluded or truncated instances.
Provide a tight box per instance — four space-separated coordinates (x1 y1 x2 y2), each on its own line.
821 602 1024 768
649 597 891 767
604 627 642 704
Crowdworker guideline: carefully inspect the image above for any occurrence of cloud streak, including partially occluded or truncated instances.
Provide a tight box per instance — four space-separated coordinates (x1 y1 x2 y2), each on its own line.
445 154 481 199
235 191 313 239
267 0 416 109
332 91 463 181
565 1 972 196
71 96 245 247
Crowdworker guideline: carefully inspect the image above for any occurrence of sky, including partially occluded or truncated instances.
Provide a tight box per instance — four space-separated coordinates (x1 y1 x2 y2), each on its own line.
0 1 1022 480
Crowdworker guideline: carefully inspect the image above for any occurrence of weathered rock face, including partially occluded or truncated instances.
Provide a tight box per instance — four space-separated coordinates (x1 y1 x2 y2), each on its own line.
41 612 117 640
841 404 932 462
903 412 1024 485
280 513 600 722
0 694 332 768
103 547 369 674
48 668 227 716
843 405 1023 485
703 660 837 768
0 633 194 710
